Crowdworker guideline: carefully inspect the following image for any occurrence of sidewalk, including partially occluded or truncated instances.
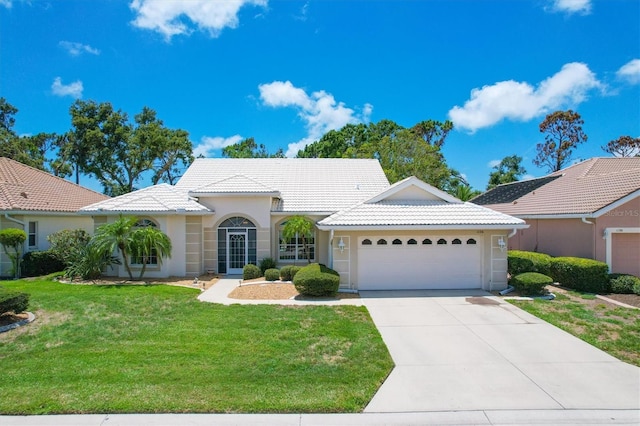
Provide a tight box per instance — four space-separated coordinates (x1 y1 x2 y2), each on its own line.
3 409 640 425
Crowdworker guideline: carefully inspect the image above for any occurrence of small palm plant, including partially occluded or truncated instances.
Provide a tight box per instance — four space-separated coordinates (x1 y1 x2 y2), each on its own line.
281 216 315 264
130 226 172 280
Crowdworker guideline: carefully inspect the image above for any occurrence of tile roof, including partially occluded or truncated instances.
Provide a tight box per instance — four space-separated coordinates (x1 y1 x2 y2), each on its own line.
175 158 390 212
191 174 279 195
475 158 640 216
0 157 109 212
318 200 526 229
80 184 211 214
472 176 561 205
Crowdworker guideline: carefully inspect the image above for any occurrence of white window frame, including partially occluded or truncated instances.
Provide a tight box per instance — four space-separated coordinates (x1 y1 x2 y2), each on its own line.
278 223 316 262
28 221 37 249
130 219 159 266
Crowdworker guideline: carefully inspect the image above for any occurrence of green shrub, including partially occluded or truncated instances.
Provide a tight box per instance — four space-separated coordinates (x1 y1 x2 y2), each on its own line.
64 244 120 281
508 250 552 275
0 289 29 314
293 263 340 297
609 274 640 294
511 272 553 296
549 257 609 293
21 251 66 277
47 229 91 265
259 257 277 274
634 280 640 296
280 265 302 281
264 268 280 282
242 264 261 281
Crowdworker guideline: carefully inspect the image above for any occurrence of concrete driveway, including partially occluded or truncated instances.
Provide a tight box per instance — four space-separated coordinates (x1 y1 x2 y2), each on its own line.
360 289 640 413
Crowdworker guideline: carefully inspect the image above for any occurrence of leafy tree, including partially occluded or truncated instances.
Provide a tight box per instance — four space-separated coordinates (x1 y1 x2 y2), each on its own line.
222 137 284 158
0 98 65 173
0 228 26 278
533 110 587 173
66 100 193 195
602 135 640 157
281 216 315 264
487 155 527 189
296 118 459 193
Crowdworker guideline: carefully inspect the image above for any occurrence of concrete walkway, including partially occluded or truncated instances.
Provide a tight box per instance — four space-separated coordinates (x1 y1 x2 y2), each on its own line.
4 281 639 425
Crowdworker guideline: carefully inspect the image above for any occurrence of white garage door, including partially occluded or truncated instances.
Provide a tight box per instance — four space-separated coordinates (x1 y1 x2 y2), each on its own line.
357 236 483 290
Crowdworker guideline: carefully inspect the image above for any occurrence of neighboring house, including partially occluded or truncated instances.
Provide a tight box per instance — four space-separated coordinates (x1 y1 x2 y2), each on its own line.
80 158 527 291
0 157 110 277
473 157 640 277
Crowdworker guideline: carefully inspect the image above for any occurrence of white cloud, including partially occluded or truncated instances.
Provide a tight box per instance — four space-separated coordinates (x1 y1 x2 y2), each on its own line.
59 41 100 56
193 134 243 157
488 159 502 168
258 81 372 156
130 0 267 41
448 62 601 132
616 59 640 85
0 0 12 9
549 0 592 15
51 77 83 98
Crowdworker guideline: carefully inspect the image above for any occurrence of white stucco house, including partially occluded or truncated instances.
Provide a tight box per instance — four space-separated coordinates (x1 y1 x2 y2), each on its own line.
80 158 527 291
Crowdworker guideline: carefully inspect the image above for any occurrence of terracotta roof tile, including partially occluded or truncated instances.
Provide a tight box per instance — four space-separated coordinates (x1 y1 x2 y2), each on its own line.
0 157 109 212
475 158 640 216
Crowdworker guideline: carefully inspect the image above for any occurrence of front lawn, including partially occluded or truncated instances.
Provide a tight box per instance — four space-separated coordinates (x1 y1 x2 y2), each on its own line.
0 279 393 414
508 290 640 366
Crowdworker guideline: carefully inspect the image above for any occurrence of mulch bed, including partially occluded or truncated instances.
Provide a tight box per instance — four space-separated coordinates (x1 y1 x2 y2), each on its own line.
229 281 359 300
602 293 640 308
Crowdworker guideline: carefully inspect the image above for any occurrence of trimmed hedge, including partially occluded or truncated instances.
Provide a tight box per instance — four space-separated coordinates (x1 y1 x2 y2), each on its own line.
264 268 280 282
293 263 340 297
280 265 302 282
0 288 29 315
609 274 640 295
549 257 609 293
242 264 261 281
259 257 277 274
508 250 552 276
21 250 66 277
511 272 553 296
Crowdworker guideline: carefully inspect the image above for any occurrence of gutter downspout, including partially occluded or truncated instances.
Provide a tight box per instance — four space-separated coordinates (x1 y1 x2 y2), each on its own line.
329 229 334 269
4 213 25 227
507 228 517 239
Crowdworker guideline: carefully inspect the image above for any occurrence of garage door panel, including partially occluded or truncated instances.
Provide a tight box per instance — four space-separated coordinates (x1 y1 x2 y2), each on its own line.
358 237 482 290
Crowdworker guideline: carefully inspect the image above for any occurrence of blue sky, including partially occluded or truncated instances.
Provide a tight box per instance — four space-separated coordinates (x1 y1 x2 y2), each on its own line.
1 0 638 192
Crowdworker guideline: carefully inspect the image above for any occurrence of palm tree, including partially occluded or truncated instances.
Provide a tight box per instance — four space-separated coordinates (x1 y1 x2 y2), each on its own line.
281 215 314 264
92 215 139 280
130 226 172 280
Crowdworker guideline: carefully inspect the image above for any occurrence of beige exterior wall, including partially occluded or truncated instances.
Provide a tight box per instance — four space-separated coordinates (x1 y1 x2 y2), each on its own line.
0 214 96 277
331 229 509 291
508 197 639 276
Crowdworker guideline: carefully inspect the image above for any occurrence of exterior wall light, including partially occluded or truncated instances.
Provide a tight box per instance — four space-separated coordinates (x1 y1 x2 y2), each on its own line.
338 237 346 253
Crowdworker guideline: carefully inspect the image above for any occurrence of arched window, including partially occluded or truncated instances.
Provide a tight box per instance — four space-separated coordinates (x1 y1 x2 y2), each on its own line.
278 219 315 262
362 239 372 245
392 239 402 245
132 218 159 265
422 238 432 245
452 238 462 245
437 238 447 245
377 239 387 245
466 238 477 245
407 238 417 245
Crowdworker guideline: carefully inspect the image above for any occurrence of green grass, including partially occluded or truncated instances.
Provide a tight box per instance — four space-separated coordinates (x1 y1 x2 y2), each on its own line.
0 279 393 414
509 291 640 367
